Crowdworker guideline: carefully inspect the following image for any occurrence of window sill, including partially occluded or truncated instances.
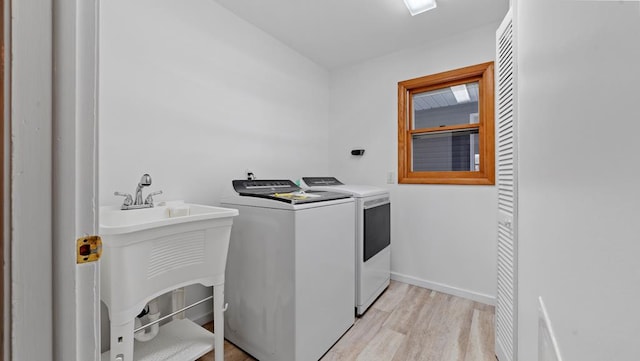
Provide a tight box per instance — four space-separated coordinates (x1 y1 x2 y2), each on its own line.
398 172 495 185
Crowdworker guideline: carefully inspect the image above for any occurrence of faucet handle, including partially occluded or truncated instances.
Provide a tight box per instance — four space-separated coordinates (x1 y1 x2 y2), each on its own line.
114 192 133 206
145 190 163 206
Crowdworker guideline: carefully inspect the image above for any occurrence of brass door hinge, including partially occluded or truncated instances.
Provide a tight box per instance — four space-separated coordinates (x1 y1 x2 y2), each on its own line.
77 235 102 264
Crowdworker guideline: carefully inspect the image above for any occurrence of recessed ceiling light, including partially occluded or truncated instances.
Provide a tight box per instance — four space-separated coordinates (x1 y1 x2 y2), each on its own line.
451 85 471 103
403 0 437 16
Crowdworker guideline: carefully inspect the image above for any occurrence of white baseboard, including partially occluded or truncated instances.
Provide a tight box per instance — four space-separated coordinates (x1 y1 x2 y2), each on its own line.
192 275 496 327
391 271 496 306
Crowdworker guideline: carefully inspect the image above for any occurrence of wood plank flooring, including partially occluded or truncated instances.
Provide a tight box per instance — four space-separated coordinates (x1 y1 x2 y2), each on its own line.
197 280 495 361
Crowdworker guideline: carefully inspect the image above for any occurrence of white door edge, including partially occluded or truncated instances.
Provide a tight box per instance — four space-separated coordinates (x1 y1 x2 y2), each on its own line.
52 0 101 359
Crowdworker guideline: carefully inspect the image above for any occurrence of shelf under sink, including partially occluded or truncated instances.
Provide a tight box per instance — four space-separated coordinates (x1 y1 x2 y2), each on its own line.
101 319 215 361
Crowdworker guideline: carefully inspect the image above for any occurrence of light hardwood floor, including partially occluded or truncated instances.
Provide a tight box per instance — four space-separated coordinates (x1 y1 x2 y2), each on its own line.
197 280 495 361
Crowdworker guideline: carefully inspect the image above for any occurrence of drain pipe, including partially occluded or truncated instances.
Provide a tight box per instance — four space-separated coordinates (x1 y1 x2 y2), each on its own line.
134 298 160 342
171 288 186 320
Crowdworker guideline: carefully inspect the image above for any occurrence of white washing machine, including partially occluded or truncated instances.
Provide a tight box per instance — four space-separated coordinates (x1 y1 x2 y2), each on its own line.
302 177 391 316
221 179 355 361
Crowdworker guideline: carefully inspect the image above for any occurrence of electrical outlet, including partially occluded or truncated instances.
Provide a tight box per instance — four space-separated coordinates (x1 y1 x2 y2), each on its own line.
387 171 395 184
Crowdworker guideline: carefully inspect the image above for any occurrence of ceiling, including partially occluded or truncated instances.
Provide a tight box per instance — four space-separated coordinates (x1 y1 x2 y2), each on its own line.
213 0 510 69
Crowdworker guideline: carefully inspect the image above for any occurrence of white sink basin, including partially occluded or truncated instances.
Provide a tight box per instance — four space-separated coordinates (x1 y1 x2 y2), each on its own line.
100 201 238 235
100 201 239 326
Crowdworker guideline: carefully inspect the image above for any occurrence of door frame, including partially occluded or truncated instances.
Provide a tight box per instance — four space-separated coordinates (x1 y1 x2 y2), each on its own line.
52 0 101 359
10 0 54 359
1 0 5 357
10 0 101 360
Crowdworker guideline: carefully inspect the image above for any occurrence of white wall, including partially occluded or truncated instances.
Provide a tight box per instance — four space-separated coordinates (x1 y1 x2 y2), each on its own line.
99 0 330 207
329 22 500 303
516 1 640 360
99 0 330 350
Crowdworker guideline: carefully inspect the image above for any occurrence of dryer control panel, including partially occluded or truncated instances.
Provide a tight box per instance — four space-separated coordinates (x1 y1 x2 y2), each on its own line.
302 177 344 186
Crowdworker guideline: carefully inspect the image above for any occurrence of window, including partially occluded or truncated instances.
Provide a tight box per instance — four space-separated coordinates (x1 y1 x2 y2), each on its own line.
397 62 495 185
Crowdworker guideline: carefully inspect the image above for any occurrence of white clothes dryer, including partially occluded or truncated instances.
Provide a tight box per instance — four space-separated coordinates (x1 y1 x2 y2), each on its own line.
221 180 355 361
302 177 391 316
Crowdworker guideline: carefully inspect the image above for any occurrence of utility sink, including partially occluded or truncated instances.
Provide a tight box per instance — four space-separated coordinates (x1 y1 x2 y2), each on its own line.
100 201 238 235
100 201 238 361
99 200 239 327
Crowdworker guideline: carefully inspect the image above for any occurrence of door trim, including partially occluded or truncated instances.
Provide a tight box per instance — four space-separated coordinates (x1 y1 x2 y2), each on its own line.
10 0 54 359
1 0 5 357
52 0 100 359
10 0 100 359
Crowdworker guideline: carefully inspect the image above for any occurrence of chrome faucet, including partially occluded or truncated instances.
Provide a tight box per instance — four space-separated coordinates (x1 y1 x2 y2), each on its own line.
115 173 163 210
135 173 152 205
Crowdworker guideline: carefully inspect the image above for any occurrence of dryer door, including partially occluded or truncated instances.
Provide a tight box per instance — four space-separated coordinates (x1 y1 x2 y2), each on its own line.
363 199 390 262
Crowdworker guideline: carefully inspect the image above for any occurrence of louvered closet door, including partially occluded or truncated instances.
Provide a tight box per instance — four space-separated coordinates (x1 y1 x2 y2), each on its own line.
495 8 518 361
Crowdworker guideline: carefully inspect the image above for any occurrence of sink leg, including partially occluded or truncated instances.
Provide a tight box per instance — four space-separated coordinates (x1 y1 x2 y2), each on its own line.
214 283 224 361
110 320 134 361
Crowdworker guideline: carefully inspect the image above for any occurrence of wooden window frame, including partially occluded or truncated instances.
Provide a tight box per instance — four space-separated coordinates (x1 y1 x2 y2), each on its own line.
398 62 495 185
